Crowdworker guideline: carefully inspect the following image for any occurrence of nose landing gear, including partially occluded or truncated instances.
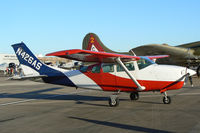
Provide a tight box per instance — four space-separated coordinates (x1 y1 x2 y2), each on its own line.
108 90 120 107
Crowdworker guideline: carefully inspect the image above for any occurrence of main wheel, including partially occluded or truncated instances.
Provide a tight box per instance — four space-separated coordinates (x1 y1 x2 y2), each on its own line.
109 97 119 107
130 92 139 100
163 96 171 104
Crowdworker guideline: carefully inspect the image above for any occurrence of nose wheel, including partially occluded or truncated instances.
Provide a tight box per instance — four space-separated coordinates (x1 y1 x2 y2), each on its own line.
162 92 171 104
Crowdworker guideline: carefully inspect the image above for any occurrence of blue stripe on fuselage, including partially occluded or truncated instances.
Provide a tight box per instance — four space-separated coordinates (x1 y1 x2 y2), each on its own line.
42 75 76 87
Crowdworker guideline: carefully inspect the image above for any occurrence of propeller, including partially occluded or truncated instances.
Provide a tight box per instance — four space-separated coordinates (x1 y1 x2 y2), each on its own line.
185 48 194 87
197 65 200 78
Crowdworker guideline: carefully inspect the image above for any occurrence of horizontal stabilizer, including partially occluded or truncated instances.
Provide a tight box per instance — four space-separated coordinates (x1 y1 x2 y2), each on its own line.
9 74 47 80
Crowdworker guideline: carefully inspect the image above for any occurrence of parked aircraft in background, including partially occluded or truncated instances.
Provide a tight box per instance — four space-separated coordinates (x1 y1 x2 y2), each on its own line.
0 63 8 71
58 60 82 70
11 42 196 107
82 33 200 77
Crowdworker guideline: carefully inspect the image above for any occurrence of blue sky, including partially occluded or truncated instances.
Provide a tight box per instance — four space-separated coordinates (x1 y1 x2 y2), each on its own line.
0 0 200 54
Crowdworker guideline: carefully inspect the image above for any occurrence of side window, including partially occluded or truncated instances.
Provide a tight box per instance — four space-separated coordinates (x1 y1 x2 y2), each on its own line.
80 66 88 73
102 64 114 73
117 62 135 72
125 63 135 71
91 65 100 73
117 64 124 72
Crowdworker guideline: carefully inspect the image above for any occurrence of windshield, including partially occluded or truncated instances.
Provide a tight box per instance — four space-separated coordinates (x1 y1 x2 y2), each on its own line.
137 57 155 69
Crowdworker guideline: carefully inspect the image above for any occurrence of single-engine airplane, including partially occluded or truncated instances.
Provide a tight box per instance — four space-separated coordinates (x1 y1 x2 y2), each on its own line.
12 42 196 107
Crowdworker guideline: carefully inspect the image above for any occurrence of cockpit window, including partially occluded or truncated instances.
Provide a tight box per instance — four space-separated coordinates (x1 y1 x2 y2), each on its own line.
102 64 114 73
117 62 135 72
137 57 154 69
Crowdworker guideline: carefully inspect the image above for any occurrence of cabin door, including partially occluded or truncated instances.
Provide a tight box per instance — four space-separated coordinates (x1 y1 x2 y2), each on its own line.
101 64 116 91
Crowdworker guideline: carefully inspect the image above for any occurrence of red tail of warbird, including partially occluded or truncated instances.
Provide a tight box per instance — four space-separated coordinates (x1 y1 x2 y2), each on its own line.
12 42 196 107
82 33 129 55
82 33 121 53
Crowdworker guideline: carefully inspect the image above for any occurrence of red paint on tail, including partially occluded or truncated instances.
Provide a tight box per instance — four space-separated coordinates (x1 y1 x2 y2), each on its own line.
87 34 104 52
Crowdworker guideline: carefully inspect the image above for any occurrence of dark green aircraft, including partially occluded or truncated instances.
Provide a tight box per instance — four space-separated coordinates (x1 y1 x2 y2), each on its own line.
82 33 200 77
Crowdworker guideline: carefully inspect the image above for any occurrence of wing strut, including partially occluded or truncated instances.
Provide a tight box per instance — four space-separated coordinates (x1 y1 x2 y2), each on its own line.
115 57 145 91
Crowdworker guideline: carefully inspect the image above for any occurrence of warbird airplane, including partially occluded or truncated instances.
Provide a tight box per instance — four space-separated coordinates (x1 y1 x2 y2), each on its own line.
12 42 196 107
82 33 200 77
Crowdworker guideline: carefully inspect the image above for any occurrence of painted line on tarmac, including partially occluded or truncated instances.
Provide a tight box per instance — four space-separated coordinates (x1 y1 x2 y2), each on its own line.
0 90 90 107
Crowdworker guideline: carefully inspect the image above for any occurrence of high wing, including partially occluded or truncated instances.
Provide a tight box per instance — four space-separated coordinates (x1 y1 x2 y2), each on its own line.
46 49 141 63
46 49 169 63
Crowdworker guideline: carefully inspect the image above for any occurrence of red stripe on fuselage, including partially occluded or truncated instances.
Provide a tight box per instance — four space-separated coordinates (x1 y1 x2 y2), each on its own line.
84 72 184 92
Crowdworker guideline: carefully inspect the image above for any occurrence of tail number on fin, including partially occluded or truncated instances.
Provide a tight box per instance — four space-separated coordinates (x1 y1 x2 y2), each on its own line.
16 47 42 70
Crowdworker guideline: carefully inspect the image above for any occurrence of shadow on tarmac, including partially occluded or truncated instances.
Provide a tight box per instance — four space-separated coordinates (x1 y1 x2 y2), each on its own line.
69 116 171 133
137 100 163 105
0 87 120 107
0 87 165 106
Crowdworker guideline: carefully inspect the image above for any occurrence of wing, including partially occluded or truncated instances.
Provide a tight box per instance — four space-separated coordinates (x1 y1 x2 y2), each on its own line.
46 49 141 63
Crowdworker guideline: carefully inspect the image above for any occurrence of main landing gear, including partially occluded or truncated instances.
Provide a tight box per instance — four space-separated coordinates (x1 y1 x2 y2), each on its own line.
130 92 139 100
108 95 119 107
108 92 140 107
108 90 121 107
108 91 171 107
162 91 171 104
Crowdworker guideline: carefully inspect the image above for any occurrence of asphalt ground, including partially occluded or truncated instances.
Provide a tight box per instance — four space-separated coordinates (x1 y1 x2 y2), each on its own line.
0 77 200 133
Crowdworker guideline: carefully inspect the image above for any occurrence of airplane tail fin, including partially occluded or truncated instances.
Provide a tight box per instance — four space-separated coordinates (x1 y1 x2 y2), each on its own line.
12 42 61 77
12 42 75 86
82 33 116 53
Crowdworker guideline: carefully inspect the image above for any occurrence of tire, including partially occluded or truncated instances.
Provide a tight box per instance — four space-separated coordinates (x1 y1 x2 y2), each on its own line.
130 92 139 100
109 97 119 107
163 96 171 104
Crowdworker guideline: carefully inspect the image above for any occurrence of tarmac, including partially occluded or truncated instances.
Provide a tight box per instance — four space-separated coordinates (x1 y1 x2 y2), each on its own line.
0 76 200 133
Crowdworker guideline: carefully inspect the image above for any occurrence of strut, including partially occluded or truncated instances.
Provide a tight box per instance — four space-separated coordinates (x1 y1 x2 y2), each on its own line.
115 57 145 91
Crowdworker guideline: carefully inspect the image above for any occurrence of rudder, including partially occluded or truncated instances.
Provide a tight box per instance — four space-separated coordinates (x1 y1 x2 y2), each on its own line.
82 33 116 53
12 42 60 76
